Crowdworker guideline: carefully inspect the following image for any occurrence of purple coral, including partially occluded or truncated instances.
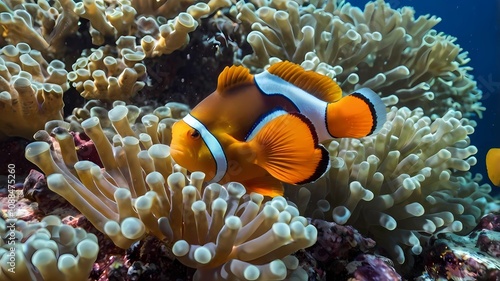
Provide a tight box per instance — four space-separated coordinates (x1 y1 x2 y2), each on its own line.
310 219 376 264
346 254 402 281
71 131 103 167
474 213 500 232
306 219 401 280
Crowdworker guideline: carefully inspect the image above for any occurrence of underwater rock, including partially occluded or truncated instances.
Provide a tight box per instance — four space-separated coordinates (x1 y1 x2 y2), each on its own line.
309 219 376 264
421 213 500 280
346 254 402 281
22 169 48 202
306 219 402 280
293 248 327 280
474 212 500 232
22 169 79 217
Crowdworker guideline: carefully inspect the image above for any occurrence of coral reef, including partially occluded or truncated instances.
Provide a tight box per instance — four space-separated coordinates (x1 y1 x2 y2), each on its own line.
67 2 216 101
286 106 492 266
0 215 99 281
0 0 231 57
2 0 234 103
67 0 235 101
0 43 68 140
68 43 147 102
17 168 332 281
74 0 232 51
165 182 317 281
65 99 189 142
0 0 79 57
0 0 496 280
235 0 484 118
24 104 318 280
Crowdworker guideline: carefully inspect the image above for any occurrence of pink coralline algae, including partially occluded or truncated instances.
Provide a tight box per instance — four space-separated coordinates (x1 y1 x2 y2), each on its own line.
70 131 103 167
474 212 500 232
346 254 402 281
422 213 500 280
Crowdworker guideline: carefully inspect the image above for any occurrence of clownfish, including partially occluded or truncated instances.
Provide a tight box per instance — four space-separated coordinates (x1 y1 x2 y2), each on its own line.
170 61 386 196
486 148 500 186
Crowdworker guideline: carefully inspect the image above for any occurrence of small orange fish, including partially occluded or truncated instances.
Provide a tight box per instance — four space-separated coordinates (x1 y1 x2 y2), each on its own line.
170 61 386 196
486 148 500 186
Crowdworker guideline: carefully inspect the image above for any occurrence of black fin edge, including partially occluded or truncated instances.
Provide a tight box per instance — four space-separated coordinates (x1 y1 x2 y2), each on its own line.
296 144 330 185
244 107 286 141
289 113 328 185
350 92 378 135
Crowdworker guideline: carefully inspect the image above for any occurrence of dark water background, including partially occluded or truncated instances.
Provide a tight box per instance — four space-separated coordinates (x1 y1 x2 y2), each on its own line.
349 0 500 193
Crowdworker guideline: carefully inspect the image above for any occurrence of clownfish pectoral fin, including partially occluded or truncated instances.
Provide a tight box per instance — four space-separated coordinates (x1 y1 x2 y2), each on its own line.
326 88 386 138
241 174 284 197
217 65 254 94
486 148 500 186
246 109 330 185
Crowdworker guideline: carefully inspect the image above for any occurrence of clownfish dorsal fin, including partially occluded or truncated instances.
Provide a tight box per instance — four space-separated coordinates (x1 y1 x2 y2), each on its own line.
217 65 254 95
267 61 342 102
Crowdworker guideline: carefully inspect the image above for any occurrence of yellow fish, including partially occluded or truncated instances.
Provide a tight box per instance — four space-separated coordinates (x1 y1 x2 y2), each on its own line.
170 61 386 196
486 148 500 186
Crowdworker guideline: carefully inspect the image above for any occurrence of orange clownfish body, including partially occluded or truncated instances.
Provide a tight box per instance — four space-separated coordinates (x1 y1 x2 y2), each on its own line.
170 61 386 196
486 148 500 186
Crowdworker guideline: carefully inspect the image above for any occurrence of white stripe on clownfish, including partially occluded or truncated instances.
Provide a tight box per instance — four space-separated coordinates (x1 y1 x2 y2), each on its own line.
254 71 332 141
182 114 227 183
254 71 386 139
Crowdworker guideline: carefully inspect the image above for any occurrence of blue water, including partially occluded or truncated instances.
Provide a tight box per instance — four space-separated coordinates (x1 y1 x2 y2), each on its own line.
350 0 500 192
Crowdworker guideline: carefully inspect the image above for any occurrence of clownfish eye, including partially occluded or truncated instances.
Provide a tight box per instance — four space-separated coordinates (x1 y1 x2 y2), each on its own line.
190 129 201 139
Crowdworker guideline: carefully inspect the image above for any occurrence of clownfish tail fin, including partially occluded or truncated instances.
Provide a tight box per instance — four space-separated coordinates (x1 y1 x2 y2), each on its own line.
247 109 330 185
326 88 386 138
